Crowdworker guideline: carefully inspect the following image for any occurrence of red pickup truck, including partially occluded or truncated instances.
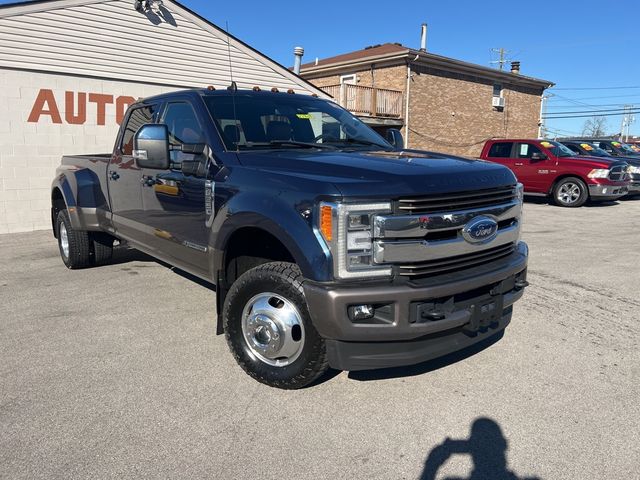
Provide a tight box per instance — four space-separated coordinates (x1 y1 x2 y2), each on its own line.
480 139 630 207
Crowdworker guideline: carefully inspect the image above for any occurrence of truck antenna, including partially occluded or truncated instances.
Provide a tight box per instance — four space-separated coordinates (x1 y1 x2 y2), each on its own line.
225 21 240 153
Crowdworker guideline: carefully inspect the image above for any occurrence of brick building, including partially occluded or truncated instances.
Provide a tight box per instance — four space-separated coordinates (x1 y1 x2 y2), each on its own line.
299 43 554 157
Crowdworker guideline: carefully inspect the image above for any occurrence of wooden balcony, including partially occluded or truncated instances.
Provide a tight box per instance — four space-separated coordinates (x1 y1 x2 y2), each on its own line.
323 84 404 118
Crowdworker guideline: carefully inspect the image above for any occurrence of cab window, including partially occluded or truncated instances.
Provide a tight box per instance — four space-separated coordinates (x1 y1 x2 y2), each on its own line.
120 105 156 155
565 144 581 154
487 142 513 158
516 143 543 159
161 102 206 174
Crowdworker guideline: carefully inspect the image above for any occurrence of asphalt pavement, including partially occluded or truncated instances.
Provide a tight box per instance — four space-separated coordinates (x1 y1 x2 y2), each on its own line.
1 198 639 479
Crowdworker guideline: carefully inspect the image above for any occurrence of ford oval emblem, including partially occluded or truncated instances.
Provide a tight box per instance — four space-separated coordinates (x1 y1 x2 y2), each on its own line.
462 216 498 244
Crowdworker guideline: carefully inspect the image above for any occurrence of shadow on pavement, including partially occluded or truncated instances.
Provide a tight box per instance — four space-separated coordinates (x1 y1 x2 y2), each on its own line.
420 417 541 480
110 244 215 291
346 330 504 382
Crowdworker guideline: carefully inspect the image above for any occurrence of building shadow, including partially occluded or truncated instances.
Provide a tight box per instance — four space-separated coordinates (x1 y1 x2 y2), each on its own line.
420 417 540 480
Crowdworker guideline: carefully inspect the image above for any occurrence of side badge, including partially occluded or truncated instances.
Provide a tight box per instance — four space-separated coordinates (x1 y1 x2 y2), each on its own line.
205 180 215 227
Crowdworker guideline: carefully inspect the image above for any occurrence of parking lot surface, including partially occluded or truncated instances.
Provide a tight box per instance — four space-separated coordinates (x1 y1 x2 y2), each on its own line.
1 199 639 479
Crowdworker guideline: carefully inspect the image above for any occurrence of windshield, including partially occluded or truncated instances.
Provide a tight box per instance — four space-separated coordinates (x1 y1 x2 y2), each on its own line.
540 140 576 157
577 142 610 157
614 141 638 154
203 93 392 151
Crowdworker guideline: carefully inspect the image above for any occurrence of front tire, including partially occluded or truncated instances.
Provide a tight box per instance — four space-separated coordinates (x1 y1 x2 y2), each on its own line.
553 177 588 207
223 262 328 389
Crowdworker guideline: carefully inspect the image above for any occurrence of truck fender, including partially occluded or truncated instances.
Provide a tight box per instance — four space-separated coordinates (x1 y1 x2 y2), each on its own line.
51 168 108 232
210 193 332 284
548 172 589 194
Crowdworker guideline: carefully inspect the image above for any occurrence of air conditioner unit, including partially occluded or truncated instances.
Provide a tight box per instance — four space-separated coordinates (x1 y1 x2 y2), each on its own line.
492 96 506 108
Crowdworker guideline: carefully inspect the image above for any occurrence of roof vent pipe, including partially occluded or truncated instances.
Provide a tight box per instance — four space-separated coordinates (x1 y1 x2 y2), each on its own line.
420 23 427 51
511 61 521 74
293 46 304 74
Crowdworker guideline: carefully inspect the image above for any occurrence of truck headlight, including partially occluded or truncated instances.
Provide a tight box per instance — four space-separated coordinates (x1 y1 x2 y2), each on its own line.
516 183 524 204
588 169 610 179
628 165 640 174
318 202 392 279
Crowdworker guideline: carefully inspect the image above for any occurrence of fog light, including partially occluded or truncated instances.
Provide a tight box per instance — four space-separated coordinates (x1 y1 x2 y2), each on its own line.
348 304 374 321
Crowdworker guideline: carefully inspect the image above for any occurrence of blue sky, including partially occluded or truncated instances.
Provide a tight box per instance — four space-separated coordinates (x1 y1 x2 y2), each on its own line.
3 0 640 137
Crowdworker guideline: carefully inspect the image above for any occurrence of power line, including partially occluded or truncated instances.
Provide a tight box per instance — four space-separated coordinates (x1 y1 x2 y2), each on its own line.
550 86 640 91
543 109 640 119
549 93 640 101
544 107 638 115
546 103 635 108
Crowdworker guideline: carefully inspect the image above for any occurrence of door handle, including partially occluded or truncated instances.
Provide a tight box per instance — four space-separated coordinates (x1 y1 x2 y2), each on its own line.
109 171 120 180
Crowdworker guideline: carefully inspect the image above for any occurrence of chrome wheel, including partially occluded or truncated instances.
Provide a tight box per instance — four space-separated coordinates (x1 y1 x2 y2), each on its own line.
557 182 581 205
59 222 70 259
241 292 305 367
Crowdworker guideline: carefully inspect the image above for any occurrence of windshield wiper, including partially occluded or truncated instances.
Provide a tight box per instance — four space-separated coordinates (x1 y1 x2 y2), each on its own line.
330 139 391 150
244 141 336 150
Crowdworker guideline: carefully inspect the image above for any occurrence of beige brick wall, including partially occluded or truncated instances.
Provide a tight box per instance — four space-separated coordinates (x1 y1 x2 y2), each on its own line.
307 65 407 93
408 66 542 157
307 64 543 158
0 69 175 233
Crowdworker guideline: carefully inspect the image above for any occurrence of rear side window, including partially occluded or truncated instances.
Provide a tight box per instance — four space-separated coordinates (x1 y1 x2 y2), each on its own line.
565 144 581 154
121 105 156 155
487 142 513 158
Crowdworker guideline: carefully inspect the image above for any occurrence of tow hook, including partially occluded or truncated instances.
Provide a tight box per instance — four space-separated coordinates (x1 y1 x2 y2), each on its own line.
515 279 530 290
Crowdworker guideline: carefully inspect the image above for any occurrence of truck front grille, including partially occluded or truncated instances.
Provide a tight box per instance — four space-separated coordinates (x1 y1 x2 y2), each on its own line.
396 186 517 213
609 165 629 181
397 243 515 277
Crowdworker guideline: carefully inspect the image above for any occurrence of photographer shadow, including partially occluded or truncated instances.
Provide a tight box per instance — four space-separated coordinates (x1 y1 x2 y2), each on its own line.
420 417 540 480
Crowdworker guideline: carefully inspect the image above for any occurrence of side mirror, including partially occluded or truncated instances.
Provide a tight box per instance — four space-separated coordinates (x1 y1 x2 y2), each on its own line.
386 128 404 150
531 152 547 161
133 124 170 169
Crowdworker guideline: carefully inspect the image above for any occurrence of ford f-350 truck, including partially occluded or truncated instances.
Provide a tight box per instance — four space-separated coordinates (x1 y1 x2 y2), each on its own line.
51 89 528 389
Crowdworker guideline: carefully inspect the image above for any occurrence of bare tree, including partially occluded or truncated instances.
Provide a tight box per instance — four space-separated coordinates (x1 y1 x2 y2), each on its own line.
581 116 608 137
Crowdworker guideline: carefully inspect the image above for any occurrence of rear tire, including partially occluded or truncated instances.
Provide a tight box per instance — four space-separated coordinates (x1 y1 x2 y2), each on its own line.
56 209 91 269
91 232 114 265
223 261 328 389
553 177 588 207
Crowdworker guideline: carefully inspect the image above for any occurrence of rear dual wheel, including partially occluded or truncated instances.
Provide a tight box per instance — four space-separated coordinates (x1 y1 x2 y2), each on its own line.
56 209 113 269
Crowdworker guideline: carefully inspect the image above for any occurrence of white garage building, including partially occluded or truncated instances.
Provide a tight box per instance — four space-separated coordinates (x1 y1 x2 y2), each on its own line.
0 0 324 233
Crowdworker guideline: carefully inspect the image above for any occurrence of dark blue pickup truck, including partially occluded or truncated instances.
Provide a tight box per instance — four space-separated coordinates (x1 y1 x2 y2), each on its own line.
51 88 528 389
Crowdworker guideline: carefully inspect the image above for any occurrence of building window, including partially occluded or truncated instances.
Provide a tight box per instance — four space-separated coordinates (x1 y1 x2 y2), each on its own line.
493 83 503 98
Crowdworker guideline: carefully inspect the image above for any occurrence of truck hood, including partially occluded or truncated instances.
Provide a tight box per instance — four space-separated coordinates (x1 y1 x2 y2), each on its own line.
238 149 516 197
572 155 629 169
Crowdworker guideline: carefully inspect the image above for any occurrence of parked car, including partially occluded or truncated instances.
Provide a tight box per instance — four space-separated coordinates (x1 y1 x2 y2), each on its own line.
571 138 640 159
560 140 640 195
480 139 630 207
51 88 529 389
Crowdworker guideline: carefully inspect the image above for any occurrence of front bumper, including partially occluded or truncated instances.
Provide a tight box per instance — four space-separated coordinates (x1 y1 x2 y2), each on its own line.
588 182 629 199
303 242 528 370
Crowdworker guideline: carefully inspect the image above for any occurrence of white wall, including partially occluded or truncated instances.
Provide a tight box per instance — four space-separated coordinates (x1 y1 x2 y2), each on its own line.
0 0 319 94
0 68 175 233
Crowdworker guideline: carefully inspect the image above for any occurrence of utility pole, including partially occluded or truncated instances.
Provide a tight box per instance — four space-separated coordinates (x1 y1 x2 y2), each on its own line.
490 48 510 70
538 93 553 139
621 105 635 142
